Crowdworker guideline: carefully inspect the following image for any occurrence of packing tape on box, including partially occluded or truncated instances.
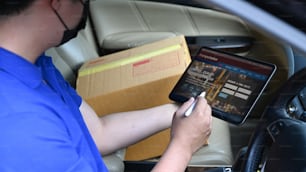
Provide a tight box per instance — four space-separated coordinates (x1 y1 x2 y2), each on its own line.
78 44 182 77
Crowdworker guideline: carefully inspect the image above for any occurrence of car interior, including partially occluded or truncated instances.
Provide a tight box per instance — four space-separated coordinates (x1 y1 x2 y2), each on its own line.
46 0 306 171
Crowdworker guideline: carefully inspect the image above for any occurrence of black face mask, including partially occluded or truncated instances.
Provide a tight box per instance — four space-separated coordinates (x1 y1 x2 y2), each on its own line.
53 0 89 46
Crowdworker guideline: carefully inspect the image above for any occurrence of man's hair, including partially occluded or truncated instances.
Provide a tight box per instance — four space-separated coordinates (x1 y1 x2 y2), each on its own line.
0 0 35 16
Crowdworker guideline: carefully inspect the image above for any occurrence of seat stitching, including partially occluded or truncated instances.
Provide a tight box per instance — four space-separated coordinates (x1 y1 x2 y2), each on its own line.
184 7 200 35
128 1 149 31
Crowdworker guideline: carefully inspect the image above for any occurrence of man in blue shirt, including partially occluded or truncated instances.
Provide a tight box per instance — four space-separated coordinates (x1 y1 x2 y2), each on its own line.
0 0 212 171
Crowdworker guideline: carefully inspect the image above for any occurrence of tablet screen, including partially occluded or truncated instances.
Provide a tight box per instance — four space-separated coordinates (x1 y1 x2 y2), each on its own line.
169 47 276 125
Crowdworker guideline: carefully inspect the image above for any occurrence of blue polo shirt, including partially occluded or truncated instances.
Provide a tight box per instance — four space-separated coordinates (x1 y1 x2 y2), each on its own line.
0 48 108 172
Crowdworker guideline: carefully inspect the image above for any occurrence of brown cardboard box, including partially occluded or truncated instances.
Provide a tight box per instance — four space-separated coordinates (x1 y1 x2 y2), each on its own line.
76 35 191 160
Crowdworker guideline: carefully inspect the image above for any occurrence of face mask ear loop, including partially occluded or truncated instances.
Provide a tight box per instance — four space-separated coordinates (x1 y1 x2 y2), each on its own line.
51 7 69 30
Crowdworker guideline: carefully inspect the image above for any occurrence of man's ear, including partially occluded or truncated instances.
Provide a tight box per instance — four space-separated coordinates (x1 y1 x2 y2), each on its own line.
50 0 61 10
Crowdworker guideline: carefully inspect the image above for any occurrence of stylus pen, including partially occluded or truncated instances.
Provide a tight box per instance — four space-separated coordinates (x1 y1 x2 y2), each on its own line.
184 92 206 117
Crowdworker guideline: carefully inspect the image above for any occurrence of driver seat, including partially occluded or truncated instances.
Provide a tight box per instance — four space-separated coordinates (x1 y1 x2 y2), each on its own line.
46 23 234 171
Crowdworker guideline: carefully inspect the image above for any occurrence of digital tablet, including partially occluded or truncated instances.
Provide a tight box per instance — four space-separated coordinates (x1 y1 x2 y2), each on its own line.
169 47 276 125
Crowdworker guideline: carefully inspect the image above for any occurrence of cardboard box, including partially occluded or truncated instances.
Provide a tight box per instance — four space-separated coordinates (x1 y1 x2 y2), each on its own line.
76 35 191 160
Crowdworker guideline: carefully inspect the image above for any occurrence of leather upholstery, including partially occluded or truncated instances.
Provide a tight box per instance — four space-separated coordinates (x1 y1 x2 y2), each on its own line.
46 35 233 170
190 118 233 165
90 0 250 51
45 1 239 170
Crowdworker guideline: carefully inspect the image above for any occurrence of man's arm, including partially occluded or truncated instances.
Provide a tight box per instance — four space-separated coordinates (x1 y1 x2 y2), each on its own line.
80 101 178 155
80 96 212 171
152 97 212 171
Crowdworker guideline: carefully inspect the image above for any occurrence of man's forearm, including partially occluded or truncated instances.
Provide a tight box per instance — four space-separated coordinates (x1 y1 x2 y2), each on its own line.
98 103 178 155
151 139 192 172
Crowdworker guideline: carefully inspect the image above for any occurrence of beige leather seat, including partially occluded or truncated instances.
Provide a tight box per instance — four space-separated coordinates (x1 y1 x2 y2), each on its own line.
90 0 250 53
47 36 233 169
45 1 236 170
89 0 237 166
190 118 233 165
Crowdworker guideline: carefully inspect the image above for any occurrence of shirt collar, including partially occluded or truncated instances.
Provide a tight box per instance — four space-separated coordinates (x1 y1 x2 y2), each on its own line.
0 47 45 88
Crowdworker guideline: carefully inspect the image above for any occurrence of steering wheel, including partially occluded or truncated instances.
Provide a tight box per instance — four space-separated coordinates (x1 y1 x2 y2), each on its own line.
237 67 306 172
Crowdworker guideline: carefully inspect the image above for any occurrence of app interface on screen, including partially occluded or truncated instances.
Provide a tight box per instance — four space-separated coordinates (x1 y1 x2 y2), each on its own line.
173 48 274 116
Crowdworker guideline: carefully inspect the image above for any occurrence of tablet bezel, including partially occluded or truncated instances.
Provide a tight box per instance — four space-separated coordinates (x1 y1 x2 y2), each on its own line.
169 47 276 125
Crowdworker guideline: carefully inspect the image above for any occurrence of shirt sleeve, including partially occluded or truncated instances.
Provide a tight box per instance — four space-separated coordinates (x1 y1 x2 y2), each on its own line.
63 79 83 107
52 62 83 107
43 53 83 107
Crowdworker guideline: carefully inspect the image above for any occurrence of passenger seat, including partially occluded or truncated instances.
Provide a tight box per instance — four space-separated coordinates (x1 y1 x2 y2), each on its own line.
46 34 233 171
45 3 235 168
90 0 251 55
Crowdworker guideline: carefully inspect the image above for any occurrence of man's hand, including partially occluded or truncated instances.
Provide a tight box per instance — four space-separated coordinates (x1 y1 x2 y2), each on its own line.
171 96 212 154
152 96 212 172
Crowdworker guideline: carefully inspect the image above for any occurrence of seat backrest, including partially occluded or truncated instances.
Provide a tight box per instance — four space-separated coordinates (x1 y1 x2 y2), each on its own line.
90 0 251 51
55 31 99 72
46 48 77 86
45 23 100 87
